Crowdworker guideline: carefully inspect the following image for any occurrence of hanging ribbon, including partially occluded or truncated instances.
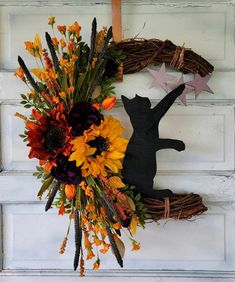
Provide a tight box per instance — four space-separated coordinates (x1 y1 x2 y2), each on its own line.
112 0 123 80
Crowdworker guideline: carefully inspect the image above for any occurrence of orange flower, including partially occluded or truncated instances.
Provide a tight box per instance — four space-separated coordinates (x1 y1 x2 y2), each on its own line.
24 34 42 57
85 203 95 212
40 159 57 172
14 67 25 81
113 222 121 230
67 86 74 94
68 21 81 38
131 240 140 251
15 112 27 121
93 258 100 270
68 40 76 52
100 207 106 217
99 243 110 254
93 236 102 246
60 38 66 49
84 231 92 249
58 202 65 215
65 184 76 200
48 16 55 26
92 103 100 111
86 249 95 260
59 91 66 99
24 41 34 55
84 186 94 199
57 25 66 34
102 96 117 110
81 215 89 226
89 213 97 220
52 37 59 48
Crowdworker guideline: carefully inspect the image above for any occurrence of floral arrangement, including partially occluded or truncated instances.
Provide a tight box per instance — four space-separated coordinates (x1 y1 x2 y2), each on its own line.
15 17 147 275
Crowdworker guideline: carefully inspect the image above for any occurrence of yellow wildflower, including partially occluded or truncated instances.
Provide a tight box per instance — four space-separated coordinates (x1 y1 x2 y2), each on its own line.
84 231 92 249
14 67 25 81
24 33 42 57
60 38 66 49
48 16 55 26
86 248 95 260
93 258 100 270
52 37 59 48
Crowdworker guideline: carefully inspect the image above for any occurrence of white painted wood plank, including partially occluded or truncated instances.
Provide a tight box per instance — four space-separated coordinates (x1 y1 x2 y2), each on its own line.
0 4 232 70
2 203 234 271
1 103 233 171
0 272 235 282
0 205 2 271
0 172 235 202
1 71 235 101
0 0 231 5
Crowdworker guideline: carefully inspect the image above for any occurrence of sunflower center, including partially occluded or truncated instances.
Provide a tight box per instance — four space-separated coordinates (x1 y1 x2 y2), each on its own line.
45 126 65 152
88 136 109 157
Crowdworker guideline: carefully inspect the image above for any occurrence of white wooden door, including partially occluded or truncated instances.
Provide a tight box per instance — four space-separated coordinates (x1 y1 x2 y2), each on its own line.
0 1 235 281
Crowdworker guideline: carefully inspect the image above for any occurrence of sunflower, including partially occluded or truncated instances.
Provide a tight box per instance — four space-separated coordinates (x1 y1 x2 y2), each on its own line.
26 103 71 165
69 116 128 177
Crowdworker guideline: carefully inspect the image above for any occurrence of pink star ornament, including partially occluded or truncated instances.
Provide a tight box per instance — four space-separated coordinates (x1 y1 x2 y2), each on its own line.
186 74 213 98
148 63 175 90
166 75 194 106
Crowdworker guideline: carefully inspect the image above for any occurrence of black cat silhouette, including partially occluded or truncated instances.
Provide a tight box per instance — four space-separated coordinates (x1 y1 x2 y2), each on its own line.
121 84 186 199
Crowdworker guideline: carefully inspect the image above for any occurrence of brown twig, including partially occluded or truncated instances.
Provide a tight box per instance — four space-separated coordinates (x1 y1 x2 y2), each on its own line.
143 193 208 221
113 39 214 77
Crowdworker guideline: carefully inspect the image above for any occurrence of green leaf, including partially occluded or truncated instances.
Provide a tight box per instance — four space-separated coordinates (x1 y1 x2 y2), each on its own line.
75 73 86 92
19 134 26 138
135 193 141 201
20 94 27 100
37 176 53 198
24 104 31 109
61 71 68 92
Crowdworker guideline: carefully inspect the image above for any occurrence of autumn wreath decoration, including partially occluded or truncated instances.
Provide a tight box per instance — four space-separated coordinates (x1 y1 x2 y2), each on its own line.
15 17 211 275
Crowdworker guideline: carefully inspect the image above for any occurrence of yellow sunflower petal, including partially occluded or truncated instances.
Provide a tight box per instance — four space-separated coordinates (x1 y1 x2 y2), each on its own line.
107 151 125 160
71 136 85 149
104 159 119 173
69 151 85 167
86 146 97 156
107 176 125 189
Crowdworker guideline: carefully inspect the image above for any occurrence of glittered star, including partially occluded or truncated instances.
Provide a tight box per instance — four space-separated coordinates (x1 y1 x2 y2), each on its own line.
148 63 175 90
186 74 213 98
166 75 194 106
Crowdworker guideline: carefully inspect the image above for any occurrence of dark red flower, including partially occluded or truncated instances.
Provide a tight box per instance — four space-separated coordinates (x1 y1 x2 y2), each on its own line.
68 102 103 136
26 103 71 162
51 154 82 184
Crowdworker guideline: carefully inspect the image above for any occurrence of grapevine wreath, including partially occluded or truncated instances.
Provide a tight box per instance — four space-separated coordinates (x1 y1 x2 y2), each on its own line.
15 16 213 275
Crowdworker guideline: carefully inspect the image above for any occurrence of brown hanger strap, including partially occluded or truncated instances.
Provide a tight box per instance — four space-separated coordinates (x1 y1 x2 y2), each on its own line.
112 0 122 42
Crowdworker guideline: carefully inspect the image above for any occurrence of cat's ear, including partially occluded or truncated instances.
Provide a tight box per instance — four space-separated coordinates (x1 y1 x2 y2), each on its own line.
121 95 130 106
121 95 131 114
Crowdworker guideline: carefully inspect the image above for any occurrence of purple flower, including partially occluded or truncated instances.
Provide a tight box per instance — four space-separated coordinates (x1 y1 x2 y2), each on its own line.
51 155 82 184
68 102 103 136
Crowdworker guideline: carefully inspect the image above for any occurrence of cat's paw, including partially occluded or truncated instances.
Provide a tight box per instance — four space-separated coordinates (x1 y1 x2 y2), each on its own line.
177 140 185 152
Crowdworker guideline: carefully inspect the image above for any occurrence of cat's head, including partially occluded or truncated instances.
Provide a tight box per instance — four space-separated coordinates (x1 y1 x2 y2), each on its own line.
121 94 151 116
